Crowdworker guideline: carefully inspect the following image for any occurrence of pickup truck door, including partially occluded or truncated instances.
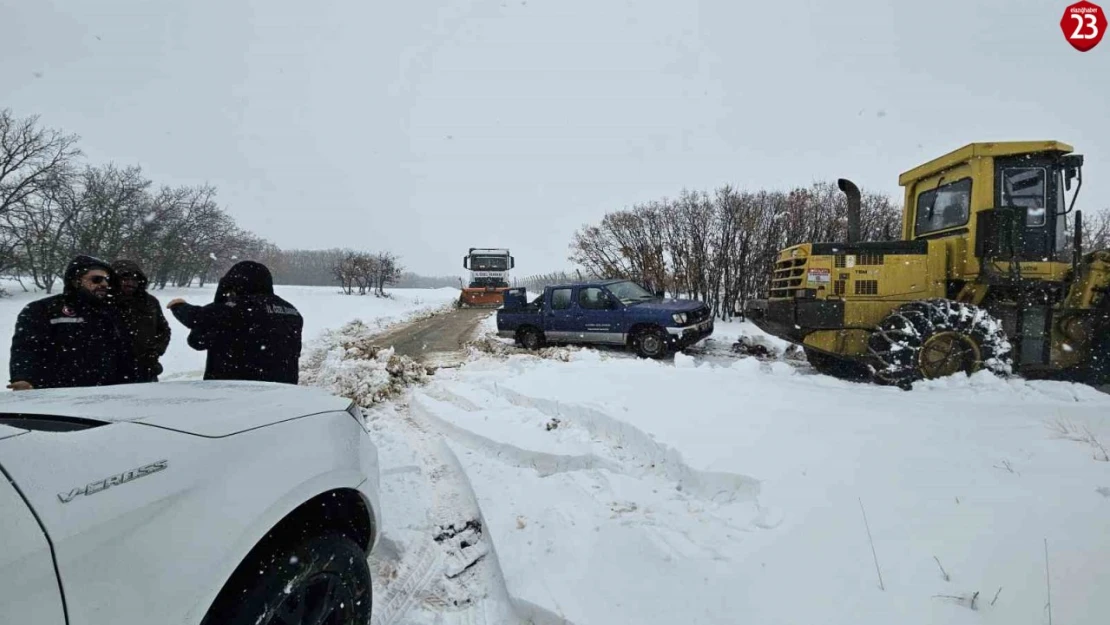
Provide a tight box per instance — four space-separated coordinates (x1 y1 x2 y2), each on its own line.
545 286 578 341
0 461 67 624
576 286 624 344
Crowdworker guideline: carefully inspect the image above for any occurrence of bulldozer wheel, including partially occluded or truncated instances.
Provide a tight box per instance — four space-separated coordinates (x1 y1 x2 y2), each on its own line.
867 299 1012 388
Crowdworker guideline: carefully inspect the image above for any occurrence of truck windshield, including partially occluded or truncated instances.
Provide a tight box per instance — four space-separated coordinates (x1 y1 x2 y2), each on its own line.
470 256 508 270
607 280 654 303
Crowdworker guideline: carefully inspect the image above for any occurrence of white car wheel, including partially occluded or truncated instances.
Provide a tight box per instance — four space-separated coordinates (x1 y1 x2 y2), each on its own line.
202 531 371 625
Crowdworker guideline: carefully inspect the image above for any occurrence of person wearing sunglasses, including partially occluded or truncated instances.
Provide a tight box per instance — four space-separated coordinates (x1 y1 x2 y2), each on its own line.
7 255 136 391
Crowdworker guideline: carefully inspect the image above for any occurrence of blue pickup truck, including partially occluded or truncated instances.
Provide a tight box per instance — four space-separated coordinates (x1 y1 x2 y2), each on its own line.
495 279 714 358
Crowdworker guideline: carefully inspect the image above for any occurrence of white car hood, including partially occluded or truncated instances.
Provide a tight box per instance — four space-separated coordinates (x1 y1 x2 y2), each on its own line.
0 380 354 437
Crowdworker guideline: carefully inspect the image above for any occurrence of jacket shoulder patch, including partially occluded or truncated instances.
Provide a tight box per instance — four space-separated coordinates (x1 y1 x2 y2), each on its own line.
50 317 85 324
265 304 300 316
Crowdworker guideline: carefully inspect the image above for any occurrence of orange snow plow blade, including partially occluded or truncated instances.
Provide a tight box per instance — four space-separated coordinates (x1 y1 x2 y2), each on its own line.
458 287 507 308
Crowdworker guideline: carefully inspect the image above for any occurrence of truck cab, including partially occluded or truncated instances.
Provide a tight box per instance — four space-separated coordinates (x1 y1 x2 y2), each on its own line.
495 280 714 358
460 247 515 308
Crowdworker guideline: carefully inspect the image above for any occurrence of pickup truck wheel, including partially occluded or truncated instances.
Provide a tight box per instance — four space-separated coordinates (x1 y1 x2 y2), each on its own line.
633 327 669 359
201 531 371 625
518 326 544 350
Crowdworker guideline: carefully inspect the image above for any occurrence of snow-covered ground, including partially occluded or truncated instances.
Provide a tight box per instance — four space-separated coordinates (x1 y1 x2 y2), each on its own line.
0 280 460 380
3 279 1108 624
375 315 1110 625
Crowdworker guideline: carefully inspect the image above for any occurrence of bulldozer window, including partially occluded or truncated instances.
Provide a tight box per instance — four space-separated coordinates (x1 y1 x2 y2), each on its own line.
1000 167 1047 227
1054 169 1071 257
551 288 572 310
915 178 971 236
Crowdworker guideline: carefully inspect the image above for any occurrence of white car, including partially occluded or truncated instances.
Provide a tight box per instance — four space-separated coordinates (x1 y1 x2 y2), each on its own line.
0 380 381 625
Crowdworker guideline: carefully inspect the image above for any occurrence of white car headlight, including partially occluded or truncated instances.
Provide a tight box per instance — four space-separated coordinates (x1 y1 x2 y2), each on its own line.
672 312 687 325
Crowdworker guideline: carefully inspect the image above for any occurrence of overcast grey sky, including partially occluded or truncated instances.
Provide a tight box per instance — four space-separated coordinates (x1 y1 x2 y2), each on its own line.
2 0 1106 276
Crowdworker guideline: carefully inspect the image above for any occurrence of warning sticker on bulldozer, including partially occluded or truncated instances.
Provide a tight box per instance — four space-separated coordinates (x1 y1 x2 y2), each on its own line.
807 268 830 285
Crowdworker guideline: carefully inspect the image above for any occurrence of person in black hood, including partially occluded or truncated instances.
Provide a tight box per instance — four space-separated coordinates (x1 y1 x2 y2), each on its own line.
8 255 136 390
112 259 171 382
167 260 303 384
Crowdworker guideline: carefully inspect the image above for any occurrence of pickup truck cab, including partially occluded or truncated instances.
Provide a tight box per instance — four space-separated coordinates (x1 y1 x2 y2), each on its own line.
495 279 714 358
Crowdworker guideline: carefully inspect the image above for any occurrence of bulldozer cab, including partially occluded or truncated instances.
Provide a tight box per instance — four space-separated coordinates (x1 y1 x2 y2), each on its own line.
898 141 1083 285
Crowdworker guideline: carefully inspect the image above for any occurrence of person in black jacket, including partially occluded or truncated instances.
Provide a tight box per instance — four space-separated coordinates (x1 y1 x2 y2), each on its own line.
112 259 172 383
167 261 303 384
8 255 136 391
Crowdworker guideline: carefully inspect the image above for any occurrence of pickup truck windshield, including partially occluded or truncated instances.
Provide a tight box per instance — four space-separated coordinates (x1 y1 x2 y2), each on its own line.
607 280 654 303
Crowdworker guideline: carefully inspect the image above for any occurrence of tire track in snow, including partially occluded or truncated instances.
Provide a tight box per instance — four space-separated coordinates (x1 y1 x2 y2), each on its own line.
370 537 442 625
416 383 782 536
364 398 528 625
400 396 587 625
472 384 761 505
411 395 625 478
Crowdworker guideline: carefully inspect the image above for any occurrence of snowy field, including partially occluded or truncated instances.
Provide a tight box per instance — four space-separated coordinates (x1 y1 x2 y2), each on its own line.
2 280 1109 624
0 280 460 380
371 315 1110 625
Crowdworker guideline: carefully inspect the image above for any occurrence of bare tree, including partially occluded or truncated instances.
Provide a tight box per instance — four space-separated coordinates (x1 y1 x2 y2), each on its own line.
0 110 81 276
370 252 402 296
1082 208 1110 253
0 109 82 218
569 180 903 320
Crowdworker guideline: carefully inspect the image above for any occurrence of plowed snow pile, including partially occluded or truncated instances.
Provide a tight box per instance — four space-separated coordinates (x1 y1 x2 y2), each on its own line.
300 319 432 405
410 325 1110 625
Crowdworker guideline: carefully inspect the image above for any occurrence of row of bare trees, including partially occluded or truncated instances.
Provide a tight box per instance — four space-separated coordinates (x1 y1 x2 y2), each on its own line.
258 248 456 290
0 109 277 293
332 250 404 296
0 108 433 296
568 182 902 320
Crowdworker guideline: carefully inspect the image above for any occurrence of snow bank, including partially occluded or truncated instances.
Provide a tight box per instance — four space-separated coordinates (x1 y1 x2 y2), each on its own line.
299 319 433 406
414 344 1110 625
461 333 579 363
686 318 801 360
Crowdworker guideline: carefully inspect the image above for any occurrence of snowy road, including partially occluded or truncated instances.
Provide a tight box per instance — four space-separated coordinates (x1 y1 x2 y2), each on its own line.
369 306 491 367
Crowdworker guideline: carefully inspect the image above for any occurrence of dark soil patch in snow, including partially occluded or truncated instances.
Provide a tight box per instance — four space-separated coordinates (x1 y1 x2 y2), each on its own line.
372 307 492 362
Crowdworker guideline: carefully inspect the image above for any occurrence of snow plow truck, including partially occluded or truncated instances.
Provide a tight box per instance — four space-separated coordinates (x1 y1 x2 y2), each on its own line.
745 140 1110 389
459 248 515 308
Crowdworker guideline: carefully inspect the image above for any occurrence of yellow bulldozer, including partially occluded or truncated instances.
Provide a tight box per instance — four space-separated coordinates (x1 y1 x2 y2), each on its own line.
458 247 515 308
746 140 1110 389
